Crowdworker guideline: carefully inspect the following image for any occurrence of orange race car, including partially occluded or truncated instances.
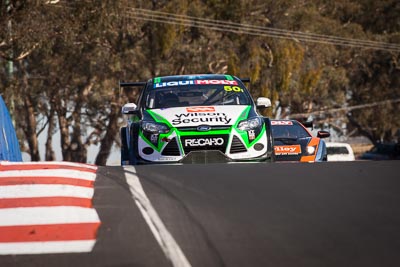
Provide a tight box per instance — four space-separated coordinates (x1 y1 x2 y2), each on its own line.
271 119 330 162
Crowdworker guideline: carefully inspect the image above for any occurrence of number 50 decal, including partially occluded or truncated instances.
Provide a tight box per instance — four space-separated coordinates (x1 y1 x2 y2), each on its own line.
224 85 243 92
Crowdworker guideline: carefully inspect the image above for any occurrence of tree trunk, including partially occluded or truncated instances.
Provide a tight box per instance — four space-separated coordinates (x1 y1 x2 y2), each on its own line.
57 101 72 162
45 110 56 161
95 97 119 165
70 107 86 163
23 95 40 161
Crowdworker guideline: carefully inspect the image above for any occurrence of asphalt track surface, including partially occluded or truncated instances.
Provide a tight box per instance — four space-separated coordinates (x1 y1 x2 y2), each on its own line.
1 160 400 267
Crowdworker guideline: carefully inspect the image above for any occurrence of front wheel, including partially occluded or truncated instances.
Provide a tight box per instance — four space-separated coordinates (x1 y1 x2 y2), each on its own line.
264 117 276 162
129 123 140 165
120 127 130 165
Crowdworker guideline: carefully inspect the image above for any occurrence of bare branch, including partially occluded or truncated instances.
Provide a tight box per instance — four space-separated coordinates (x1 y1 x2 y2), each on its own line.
0 42 40 61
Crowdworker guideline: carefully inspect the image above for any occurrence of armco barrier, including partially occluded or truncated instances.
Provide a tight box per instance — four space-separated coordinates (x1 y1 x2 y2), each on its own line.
0 96 22 162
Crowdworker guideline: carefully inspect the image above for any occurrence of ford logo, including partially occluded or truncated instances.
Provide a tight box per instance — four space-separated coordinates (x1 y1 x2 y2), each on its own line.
197 125 211 132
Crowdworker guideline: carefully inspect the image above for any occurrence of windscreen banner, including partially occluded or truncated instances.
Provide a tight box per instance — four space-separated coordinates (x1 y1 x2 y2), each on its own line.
0 95 22 162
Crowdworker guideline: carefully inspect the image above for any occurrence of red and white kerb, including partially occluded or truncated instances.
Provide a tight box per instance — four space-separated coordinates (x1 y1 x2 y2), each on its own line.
0 161 101 255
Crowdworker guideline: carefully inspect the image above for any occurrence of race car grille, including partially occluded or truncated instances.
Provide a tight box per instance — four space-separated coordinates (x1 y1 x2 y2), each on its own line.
229 136 247 154
161 138 180 156
177 125 231 132
275 155 302 161
181 134 229 154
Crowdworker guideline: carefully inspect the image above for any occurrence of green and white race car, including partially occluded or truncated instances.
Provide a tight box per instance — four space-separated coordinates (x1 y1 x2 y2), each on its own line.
120 74 274 164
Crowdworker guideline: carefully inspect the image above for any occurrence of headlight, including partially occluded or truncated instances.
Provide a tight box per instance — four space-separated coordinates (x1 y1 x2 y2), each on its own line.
142 121 170 134
238 117 262 131
306 146 316 155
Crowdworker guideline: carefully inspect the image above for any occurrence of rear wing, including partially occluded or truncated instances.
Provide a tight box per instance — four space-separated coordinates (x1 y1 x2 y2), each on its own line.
119 81 146 87
119 81 146 94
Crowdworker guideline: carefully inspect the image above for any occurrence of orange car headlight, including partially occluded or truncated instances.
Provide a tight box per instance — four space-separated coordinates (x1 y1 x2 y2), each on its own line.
306 146 316 155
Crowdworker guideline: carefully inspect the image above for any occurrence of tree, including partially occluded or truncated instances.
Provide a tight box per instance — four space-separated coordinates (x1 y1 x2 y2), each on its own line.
1 0 399 164
337 0 400 144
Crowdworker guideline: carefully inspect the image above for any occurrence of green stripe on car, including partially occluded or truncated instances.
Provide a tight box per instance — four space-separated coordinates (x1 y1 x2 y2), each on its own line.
225 75 234 80
146 110 173 128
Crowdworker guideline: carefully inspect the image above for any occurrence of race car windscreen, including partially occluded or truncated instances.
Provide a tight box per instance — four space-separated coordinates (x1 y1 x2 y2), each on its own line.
144 84 252 109
271 122 311 139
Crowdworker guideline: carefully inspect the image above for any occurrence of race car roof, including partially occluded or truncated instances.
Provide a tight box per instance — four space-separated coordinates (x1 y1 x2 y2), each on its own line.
120 74 249 89
271 119 313 128
151 74 237 83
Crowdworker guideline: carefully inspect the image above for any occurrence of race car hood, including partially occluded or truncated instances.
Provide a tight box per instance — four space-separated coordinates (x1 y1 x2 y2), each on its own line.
149 105 250 127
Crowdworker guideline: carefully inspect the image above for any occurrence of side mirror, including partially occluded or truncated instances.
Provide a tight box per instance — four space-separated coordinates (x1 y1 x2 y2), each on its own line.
256 97 271 109
121 103 138 114
317 130 330 139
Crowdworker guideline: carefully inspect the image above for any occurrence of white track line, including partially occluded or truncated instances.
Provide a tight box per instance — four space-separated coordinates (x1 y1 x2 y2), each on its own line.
124 166 192 267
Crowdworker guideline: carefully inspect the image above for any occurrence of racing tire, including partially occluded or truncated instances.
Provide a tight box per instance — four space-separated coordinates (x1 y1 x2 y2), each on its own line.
321 141 328 162
120 127 130 165
129 123 141 165
264 117 276 162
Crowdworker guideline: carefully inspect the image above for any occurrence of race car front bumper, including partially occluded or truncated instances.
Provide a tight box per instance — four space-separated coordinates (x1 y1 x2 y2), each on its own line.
179 150 231 164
